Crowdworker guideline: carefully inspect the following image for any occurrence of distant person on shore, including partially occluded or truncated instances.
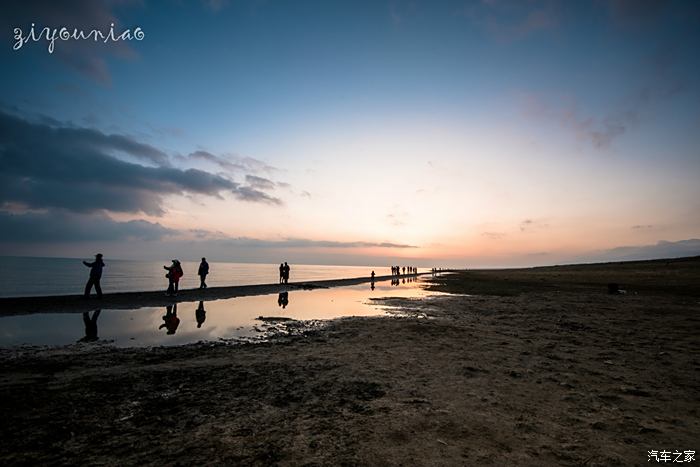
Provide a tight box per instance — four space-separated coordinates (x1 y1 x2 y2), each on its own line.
195 301 206 328
402 266 406 275
83 253 105 298
198 258 209 289
279 263 285 283
371 270 375 280
159 304 180 334
278 291 289 309
283 262 290 284
78 309 101 343
164 260 183 296
371 271 375 291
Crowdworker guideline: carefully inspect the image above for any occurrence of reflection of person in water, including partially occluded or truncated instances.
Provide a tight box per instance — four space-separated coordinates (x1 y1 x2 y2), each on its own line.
159 304 180 335
277 291 289 309
78 309 101 343
195 301 206 328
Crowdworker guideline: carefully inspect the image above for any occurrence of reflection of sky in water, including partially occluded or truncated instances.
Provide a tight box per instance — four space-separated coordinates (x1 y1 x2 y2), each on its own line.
0 278 434 348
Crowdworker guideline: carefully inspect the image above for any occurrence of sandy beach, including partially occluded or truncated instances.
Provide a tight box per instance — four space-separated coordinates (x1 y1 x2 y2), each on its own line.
1 257 698 465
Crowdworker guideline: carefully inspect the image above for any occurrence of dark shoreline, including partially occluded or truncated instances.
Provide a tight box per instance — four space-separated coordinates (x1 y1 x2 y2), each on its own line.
0 272 437 316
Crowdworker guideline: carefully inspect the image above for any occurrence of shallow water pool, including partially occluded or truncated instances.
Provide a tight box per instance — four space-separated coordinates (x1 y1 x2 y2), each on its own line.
0 277 437 348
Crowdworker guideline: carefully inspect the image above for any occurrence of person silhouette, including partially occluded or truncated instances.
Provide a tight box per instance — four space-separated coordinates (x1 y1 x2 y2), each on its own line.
78 309 101 343
159 304 180 335
277 291 289 309
195 301 206 328
164 260 183 296
198 258 209 289
83 253 105 298
279 263 284 284
283 262 290 284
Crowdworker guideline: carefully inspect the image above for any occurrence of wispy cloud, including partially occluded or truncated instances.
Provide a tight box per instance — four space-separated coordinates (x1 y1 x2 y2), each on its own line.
519 218 548 232
482 231 506 240
458 0 560 42
245 175 276 190
176 150 279 175
519 42 687 149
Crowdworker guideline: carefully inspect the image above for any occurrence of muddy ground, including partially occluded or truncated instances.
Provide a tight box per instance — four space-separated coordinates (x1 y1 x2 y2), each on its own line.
1 257 698 466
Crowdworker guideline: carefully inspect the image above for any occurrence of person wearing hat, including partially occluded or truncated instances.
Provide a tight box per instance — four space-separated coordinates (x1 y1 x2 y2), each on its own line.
83 253 105 298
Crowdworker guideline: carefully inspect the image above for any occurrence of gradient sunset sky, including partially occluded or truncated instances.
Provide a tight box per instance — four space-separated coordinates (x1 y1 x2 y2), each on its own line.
1 0 699 267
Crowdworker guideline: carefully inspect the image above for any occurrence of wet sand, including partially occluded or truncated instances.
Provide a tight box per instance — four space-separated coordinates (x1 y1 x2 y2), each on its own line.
0 273 433 316
1 257 698 465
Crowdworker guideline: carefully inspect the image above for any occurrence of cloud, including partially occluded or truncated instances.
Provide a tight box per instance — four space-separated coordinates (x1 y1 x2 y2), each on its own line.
459 0 560 42
0 110 282 215
482 231 506 240
190 236 418 249
0 212 417 259
176 150 279 174
593 239 700 262
519 218 548 232
202 0 230 12
3 0 143 84
604 0 668 25
245 175 276 190
519 39 688 149
631 224 654 230
0 211 174 243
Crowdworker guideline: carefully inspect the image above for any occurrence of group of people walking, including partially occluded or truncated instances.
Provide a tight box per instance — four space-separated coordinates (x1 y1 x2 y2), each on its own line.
390 265 418 276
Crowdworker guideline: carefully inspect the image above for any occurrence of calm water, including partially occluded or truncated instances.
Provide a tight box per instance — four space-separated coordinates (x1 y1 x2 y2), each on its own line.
0 256 420 298
0 278 437 348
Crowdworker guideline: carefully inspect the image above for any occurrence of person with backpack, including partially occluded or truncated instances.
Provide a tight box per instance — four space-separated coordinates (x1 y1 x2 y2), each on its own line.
164 259 183 296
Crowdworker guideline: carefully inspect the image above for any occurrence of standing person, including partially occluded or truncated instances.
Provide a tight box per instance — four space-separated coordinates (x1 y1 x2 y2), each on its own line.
402 266 406 275
279 263 285 284
164 260 183 296
83 253 105 298
283 262 290 284
198 257 209 289
173 260 183 294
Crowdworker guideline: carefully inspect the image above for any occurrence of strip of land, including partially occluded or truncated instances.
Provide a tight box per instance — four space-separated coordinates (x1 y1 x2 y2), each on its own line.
0 257 698 465
0 272 434 315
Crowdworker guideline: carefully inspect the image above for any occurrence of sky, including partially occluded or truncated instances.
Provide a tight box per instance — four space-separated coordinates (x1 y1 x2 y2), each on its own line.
1 0 699 267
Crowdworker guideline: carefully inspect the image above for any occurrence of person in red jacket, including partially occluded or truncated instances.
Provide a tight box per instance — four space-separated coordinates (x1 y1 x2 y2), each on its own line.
164 259 183 296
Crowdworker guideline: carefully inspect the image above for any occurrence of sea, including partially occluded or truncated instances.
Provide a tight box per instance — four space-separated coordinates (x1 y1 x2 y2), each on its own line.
0 256 409 298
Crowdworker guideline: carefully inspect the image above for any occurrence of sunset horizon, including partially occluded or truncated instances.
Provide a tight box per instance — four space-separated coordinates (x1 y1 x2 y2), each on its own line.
2 1 699 269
